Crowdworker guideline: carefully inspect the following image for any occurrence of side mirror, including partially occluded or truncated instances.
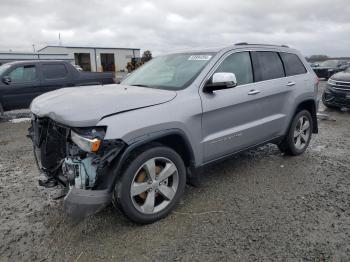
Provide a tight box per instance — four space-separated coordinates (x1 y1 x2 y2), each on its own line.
2 76 11 85
203 72 237 93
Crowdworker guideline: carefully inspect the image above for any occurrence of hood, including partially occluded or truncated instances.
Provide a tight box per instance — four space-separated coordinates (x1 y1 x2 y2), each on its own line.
31 84 177 127
330 71 350 82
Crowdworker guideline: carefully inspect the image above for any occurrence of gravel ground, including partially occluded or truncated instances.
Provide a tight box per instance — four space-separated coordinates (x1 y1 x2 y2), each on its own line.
0 81 349 261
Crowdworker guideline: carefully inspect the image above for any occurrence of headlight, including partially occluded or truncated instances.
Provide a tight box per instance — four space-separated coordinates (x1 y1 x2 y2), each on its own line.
71 130 101 153
328 69 334 72
327 78 336 86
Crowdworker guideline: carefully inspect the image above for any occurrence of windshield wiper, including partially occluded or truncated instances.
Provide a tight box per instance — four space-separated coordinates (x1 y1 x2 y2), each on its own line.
130 84 151 87
128 84 164 90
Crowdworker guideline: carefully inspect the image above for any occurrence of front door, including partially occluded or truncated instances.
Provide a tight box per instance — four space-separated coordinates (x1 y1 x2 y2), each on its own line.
200 51 267 163
1 64 41 110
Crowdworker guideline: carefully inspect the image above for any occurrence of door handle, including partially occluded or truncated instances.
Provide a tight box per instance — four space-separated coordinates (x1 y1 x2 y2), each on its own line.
248 89 261 95
286 81 296 87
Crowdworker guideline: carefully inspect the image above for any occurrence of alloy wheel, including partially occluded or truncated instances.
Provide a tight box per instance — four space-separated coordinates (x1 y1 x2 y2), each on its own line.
130 157 179 214
293 116 311 150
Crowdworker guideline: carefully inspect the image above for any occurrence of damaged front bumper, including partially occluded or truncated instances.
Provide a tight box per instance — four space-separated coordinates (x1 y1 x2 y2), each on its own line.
323 86 350 108
64 187 112 220
28 115 126 221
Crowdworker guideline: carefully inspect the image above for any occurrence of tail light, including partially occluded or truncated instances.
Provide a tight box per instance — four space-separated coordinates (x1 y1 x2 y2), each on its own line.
314 77 320 94
315 77 320 86
315 76 320 90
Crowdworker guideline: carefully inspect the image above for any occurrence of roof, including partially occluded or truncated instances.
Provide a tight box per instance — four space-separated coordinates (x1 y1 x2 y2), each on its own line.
234 42 289 48
168 43 294 55
38 45 141 52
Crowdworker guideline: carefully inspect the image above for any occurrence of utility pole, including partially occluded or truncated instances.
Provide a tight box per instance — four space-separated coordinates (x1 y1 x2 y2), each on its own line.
59 33 62 46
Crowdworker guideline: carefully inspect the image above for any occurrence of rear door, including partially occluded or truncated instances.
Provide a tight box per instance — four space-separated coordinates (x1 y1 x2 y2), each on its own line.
278 52 309 130
40 62 74 93
248 51 292 140
1 64 41 110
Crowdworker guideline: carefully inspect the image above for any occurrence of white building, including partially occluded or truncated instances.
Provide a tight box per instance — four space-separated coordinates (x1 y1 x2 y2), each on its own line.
38 46 140 72
0 51 72 65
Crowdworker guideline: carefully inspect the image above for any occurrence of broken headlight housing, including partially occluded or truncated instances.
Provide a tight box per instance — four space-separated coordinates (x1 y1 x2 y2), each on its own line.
70 127 106 153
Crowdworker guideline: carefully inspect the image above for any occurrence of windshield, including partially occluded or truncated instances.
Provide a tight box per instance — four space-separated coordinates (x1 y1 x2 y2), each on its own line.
0 64 11 76
319 60 339 67
121 53 215 90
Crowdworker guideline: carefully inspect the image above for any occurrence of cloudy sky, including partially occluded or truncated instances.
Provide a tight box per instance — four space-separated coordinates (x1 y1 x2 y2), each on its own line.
0 0 349 56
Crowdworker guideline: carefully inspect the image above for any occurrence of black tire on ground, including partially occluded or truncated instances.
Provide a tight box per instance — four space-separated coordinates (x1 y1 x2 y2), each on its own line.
278 110 313 156
112 145 186 224
322 92 339 109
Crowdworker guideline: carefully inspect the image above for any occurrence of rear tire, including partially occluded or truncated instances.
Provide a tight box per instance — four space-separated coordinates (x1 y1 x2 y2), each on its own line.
279 110 313 156
113 145 186 224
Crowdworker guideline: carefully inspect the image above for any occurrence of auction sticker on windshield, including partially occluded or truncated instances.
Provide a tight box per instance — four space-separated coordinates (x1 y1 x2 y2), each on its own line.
188 55 212 61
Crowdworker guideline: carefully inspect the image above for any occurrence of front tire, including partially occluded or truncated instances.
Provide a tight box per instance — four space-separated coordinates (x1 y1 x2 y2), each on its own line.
113 145 186 224
279 110 313 156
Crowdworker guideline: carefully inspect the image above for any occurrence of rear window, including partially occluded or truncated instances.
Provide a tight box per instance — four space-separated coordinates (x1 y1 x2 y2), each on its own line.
251 51 285 81
42 64 68 79
280 52 307 76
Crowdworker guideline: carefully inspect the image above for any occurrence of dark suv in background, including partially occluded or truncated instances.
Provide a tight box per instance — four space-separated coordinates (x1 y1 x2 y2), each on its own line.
0 60 115 114
312 60 349 79
323 67 350 108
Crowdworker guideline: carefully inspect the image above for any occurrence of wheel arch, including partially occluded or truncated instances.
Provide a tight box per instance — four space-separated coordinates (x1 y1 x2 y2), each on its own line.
107 129 196 192
293 99 318 134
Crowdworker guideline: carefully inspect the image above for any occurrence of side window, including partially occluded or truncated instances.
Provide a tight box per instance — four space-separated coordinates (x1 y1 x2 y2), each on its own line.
215 52 253 85
42 64 68 79
8 65 37 83
280 52 307 76
251 51 285 81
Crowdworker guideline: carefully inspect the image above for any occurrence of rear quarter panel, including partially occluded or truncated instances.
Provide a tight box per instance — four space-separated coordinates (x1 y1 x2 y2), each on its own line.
281 53 318 135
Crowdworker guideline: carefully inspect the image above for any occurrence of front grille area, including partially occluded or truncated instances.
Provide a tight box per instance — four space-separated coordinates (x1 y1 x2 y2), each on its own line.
31 116 69 171
328 79 350 91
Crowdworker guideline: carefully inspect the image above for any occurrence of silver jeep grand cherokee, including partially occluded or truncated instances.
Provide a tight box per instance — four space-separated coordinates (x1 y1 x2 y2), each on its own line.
28 43 319 224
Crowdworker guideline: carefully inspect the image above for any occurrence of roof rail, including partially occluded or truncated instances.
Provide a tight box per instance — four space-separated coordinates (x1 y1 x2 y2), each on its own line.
234 42 289 48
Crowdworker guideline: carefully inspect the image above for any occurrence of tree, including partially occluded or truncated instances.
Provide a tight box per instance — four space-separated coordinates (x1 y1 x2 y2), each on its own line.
141 50 152 63
307 55 329 62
